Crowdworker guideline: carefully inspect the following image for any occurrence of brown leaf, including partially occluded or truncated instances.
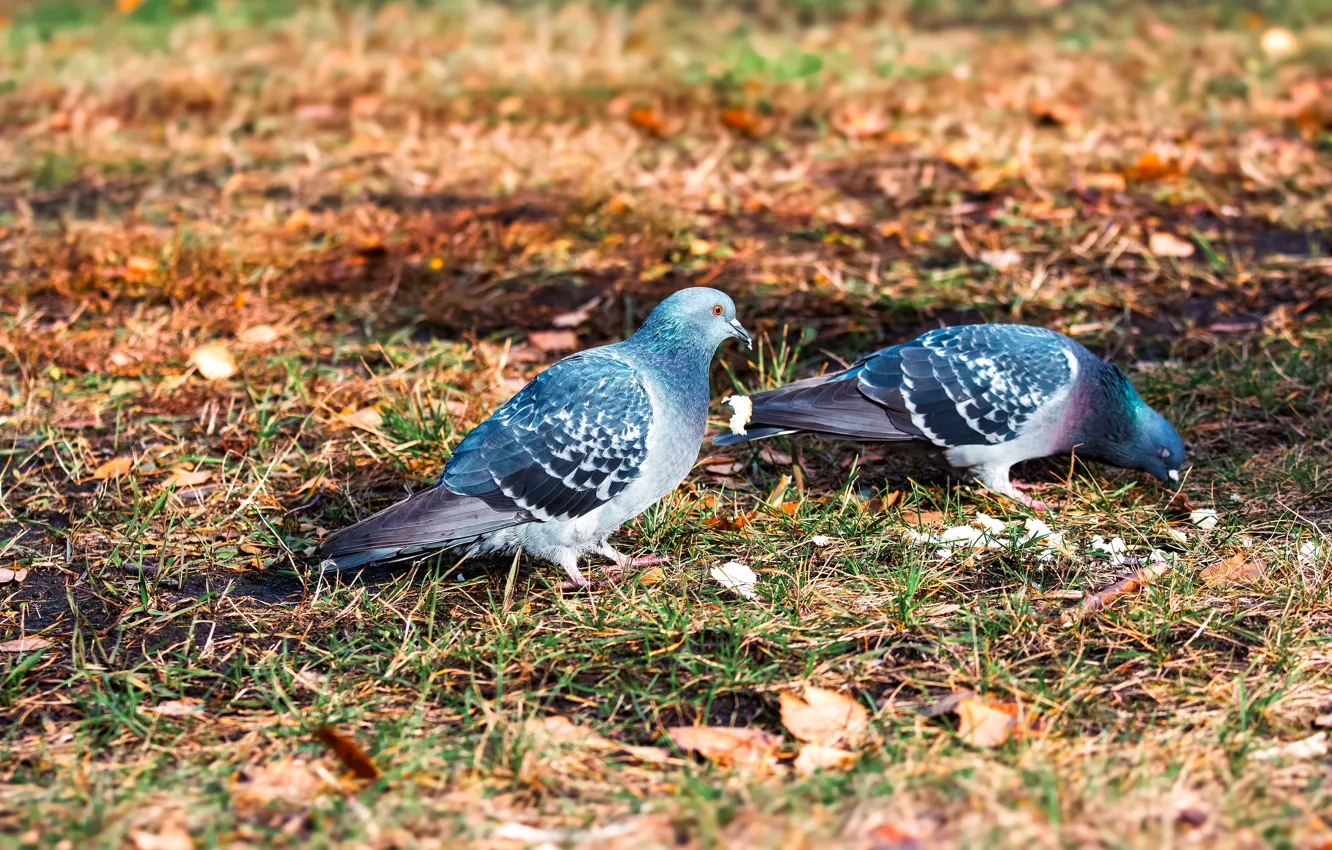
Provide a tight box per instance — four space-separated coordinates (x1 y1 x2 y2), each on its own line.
666 726 780 770
793 744 857 776
721 107 766 137
758 446 793 466
705 462 745 475
190 343 237 380
340 406 383 431
528 330 579 353
550 297 602 328
283 208 311 231
231 758 329 812
899 510 944 526
162 469 211 489
956 698 1019 748
780 687 869 747
238 324 282 345
313 726 381 780
0 637 51 652
140 698 204 717
1029 100 1081 127
93 457 134 479
128 826 194 850
1200 550 1266 585
1084 172 1127 192
1149 232 1196 258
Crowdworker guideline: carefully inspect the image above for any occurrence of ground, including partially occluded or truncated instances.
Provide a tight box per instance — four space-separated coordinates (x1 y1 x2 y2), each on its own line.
1 1 1331 848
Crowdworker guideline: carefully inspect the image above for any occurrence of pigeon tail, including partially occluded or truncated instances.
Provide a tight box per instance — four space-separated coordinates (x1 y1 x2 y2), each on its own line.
714 373 917 445
318 485 526 570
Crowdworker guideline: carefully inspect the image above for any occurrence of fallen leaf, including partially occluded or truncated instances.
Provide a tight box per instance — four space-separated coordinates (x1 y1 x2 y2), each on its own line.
780 686 869 747
231 758 329 812
710 561 757 599
313 726 381 780
128 826 194 850
163 469 211 488
1029 100 1081 127
0 637 51 652
525 716 670 764
190 343 237 380
758 446 792 466
528 330 579 353
1085 172 1127 192
340 407 383 431
1149 232 1196 258
721 107 766 137
831 105 889 140
1124 151 1185 182
140 698 204 717
93 457 134 479
283 208 311 231
238 324 281 345
666 726 780 769
793 744 857 776
979 249 1022 271
1261 27 1298 57
1200 550 1265 585
0 569 13 584
899 510 944 526
705 462 745 475
866 823 923 850
1251 731 1327 762
628 106 666 136
126 255 158 276
550 297 602 328
956 698 1019 748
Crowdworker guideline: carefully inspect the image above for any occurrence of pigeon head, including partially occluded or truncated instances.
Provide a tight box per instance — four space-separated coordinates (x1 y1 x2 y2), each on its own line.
633 288 752 351
1081 364 1187 485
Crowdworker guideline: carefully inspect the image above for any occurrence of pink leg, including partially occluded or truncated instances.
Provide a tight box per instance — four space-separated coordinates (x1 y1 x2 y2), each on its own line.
1010 489 1062 511
627 554 670 568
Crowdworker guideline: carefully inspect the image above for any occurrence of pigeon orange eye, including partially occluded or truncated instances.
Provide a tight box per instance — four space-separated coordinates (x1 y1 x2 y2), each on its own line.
712 305 723 316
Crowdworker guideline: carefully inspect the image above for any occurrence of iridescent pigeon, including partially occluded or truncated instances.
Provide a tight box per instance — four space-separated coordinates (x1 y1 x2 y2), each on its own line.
714 324 1185 508
320 287 752 587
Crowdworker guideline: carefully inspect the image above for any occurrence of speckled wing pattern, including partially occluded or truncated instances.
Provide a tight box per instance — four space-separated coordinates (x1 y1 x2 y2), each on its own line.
856 325 1075 447
441 352 653 522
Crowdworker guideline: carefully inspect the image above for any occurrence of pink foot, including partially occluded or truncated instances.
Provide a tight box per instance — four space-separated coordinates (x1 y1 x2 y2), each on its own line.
1011 489 1063 511
628 554 670 568
558 572 624 592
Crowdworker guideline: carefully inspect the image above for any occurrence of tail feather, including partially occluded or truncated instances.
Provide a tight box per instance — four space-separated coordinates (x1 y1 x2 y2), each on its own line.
714 374 915 446
318 485 525 570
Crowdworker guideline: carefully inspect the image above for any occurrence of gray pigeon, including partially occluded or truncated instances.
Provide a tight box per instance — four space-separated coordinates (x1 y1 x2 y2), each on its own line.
319 287 752 587
714 324 1185 509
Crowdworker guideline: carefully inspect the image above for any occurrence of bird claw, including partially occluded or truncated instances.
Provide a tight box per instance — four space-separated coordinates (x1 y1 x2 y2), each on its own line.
1011 490 1064 511
557 554 668 591
627 554 670 568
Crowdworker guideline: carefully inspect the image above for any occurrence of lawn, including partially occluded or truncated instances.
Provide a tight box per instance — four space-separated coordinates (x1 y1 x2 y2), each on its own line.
1 1 1331 848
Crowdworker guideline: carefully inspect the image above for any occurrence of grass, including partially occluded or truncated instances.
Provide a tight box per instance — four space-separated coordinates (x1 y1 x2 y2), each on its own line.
2 0 1332 847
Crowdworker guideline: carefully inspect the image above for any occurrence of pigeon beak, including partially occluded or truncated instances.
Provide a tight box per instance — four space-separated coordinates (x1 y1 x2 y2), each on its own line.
728 318 753 350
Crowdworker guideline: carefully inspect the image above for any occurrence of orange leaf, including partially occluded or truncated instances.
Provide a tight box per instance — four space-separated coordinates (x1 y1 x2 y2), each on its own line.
314 726 381 780
1124 151 1185 182
780 686 869 747
1200 550 1265 585
528 330 579 353
162 469 211 488
93 457 134 480
956 698 1019 748
721 107 763 137
899 510 944 526
629 106 666 136
284 209 311 231
793 744 857 776
117 0 143 12
1029 100 1081 127
666 726 780 770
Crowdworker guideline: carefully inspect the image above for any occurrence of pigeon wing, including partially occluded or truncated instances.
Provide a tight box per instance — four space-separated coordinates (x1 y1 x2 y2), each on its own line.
442 352 653 521
859 325 1075 448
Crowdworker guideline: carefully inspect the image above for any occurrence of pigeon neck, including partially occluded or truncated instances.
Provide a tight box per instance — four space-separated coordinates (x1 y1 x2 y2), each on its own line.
1070 361 1146 465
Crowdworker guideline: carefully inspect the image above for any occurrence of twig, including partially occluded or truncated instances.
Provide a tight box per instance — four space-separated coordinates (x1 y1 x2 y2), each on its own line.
1066 559 1172 623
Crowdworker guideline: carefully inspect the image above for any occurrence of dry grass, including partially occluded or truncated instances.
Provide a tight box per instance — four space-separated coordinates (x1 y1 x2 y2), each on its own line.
1 2 1331 848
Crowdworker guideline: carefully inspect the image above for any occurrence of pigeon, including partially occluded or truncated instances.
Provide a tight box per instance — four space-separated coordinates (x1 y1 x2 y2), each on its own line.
713 324 1185 509
319 287 752 587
